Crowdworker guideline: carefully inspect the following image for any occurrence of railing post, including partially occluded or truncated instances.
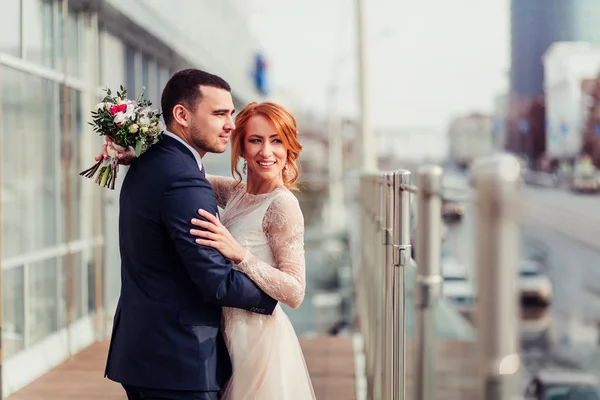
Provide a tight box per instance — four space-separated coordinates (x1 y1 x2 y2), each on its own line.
0 60 4 400
382 172 395 399
473 154 521 400
366 174 380 400
373 174 385 400
357 176 367 387
367 174 376 399
392 169 411 400
414 165 444 400
361 175 374 399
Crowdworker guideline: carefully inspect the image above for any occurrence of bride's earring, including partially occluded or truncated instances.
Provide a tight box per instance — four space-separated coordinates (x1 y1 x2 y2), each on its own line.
242 159 247 175
283 164 289 176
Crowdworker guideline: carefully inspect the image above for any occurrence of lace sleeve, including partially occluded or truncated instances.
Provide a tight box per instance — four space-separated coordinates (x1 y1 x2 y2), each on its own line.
236 193 306 309
206 175 239 208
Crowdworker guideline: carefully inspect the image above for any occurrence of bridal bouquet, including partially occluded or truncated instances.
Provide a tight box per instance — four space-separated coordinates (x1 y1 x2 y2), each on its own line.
80 86 162 189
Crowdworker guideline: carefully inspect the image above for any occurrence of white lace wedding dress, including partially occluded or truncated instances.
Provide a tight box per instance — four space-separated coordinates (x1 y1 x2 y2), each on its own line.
208 176 316 400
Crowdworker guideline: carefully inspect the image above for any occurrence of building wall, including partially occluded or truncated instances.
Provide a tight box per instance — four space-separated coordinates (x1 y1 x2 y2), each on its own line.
0 0 264 395
509 0 600 156
510 0 574 97
511 0 600 97
543 42 600 160
102 0 263 106
492 93 508 150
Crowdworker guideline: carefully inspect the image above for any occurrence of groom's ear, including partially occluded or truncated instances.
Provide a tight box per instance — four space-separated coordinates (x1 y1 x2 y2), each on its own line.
172 104 189 128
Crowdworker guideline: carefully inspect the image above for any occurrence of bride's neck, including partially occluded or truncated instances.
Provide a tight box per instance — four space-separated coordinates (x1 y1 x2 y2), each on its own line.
246 175 283 195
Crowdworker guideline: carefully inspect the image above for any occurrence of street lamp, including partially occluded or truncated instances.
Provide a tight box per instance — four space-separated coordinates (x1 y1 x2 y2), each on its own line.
324 24 393 233
356 0 376 172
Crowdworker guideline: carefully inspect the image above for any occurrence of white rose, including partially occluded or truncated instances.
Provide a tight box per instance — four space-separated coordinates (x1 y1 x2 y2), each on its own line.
113 112 126 126
125 103 136 120
139 116 151 127
141 126 148 133
129 124 139 133
94 102 105 111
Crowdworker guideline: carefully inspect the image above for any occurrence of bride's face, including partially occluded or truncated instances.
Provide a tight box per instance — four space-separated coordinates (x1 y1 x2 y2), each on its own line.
242 115 288 184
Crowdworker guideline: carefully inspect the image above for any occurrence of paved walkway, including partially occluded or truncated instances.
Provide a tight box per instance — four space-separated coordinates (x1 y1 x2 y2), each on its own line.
7 337 357 400
6 336 480 399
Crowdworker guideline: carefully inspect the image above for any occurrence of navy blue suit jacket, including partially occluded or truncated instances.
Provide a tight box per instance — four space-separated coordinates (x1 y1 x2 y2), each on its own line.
105 135 277 391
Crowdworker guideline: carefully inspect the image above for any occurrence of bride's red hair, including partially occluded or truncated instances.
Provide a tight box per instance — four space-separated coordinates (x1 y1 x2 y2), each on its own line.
230 102 302 190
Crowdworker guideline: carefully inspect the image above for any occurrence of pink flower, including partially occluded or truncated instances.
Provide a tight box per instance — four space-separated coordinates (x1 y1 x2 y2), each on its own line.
110 104 127 115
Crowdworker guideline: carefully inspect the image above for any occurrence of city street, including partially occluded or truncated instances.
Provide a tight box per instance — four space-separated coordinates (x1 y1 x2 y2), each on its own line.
444 178 600 374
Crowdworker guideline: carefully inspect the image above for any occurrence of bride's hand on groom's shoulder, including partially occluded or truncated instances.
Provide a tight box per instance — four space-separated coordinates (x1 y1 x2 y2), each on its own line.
94 135 136 166
190 210 247 265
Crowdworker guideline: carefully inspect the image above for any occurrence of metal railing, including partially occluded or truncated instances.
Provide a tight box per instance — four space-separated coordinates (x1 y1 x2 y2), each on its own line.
356 154 522 400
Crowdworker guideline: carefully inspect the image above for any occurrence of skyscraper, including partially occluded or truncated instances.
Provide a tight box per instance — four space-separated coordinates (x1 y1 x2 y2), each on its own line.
508 0 600 157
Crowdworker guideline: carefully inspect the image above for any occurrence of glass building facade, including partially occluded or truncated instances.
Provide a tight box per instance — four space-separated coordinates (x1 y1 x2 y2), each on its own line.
510 0 600 98
0 0 263 395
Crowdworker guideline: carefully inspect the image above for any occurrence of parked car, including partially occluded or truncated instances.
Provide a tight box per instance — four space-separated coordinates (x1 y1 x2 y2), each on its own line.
520 306 551 349
441 184 467 223
519 260 552 306
441 255 475 317
571 160 600 193
524 170 559 188
524 368 600 399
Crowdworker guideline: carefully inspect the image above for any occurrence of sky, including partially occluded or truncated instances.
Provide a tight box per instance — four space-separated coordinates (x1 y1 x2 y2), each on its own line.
237 0 510 131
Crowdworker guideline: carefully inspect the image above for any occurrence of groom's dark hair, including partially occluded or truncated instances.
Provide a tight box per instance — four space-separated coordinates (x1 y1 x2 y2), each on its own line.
161 68 231 127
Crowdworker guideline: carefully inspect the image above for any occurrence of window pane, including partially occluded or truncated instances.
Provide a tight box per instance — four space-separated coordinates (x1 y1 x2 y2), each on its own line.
57 255 66 329
146 59 158 106
100 30 126 90
70 89 82 240
23 0 54 67
71 252 84 320
67 11 80 77
55 2 63 70
125 45 136 93
28 258 59 345
161 66 171 92
141 53 149 96
1 66 58 258
157 65 163 101
158 66 171 105
57 251 85 326
59 88 83 241
0 0 21 57
3 266 25 358
87 251 97 315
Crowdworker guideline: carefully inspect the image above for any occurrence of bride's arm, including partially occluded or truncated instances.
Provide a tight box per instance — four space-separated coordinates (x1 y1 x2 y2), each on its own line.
206 175 239 208
235 194 306 309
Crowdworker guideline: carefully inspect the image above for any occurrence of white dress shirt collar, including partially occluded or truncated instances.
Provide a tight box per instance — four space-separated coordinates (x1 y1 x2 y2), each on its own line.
163 130 203 172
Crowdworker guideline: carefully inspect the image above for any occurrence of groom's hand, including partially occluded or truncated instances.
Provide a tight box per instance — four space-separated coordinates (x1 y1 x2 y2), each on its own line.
94 136 136 165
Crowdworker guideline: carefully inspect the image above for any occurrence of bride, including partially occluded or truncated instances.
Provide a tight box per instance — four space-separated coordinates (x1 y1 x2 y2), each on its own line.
189 101 315 399
110 101 316 399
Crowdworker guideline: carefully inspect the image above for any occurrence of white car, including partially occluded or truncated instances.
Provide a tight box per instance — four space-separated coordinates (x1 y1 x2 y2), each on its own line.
442 256 475 316
572 162 600 193
519 260 552 305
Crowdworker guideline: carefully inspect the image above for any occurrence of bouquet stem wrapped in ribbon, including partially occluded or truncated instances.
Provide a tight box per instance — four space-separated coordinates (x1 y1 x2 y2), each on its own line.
80 85 162 189
80 142 128 189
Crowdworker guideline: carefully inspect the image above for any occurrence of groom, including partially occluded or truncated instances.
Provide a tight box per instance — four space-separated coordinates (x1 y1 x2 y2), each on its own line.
104 69 277 400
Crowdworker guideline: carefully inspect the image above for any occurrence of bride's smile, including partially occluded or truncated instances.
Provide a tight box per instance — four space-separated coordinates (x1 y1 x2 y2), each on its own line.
242 115 289 194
